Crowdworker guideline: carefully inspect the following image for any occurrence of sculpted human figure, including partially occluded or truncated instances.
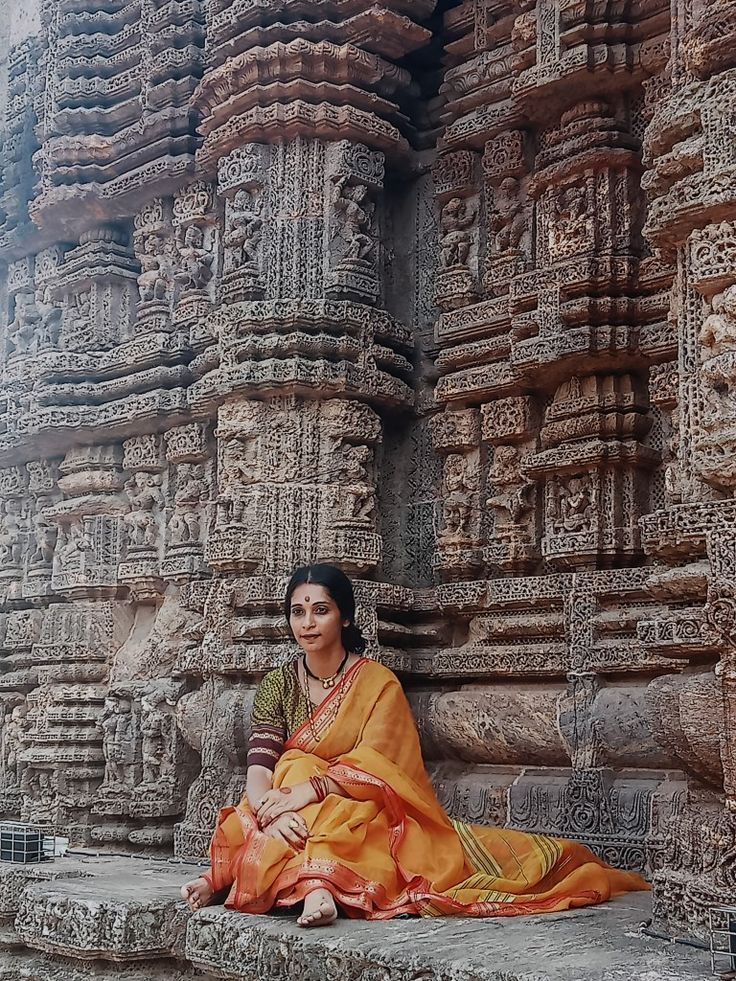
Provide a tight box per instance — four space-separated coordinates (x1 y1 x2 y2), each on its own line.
332 175 376 262
140 688 175 786
439 197 476 268
0 500 23 566
169 464 207 545
486 445 535 532
218 438 257 525
550 183 588 254
224 190 263 267
2 704 26 789
124 472 162 549
35 288 62 349
7 292 40 356
440 454 476 538
137 232 175 302
56 521 94 573
699 285 736 360
334 443 371 484
181 564 647 926
29 512 57 567
101 697 137 789
491 178 526 253
175 225 213 292
559 476 593 532
65 290 93 349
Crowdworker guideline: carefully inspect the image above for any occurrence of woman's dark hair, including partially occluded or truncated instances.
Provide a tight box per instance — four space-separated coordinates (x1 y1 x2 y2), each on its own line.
284 564 367 655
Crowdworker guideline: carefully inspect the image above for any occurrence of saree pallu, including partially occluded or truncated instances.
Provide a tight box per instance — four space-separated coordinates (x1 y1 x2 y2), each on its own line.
207 658 648 919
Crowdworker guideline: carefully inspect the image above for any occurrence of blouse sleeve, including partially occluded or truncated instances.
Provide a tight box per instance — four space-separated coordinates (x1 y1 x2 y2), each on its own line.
247 669 287 772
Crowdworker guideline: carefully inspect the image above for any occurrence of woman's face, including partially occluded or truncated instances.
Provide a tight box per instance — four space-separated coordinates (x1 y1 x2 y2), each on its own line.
288 583 347 656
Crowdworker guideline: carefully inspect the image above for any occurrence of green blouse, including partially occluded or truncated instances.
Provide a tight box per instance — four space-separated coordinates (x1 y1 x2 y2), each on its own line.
247 660 309 771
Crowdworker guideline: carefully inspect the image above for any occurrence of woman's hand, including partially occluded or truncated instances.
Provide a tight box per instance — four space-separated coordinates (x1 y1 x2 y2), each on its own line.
261 811 309 850
254 782 317 828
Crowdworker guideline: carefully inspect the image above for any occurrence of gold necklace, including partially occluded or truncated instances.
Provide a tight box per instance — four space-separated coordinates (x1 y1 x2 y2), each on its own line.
301 657 350 743
303 651 350 689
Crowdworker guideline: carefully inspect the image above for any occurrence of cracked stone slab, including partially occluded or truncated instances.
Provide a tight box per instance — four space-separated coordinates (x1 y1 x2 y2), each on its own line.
0 858 90 918
14 856 202 962
186 893 711 981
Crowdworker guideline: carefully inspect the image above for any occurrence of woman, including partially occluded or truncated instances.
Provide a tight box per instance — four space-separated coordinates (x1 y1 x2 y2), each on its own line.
181 564 647 927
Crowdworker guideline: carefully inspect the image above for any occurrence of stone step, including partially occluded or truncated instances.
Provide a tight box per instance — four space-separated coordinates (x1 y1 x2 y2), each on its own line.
3 854 712 981
186 892 711 981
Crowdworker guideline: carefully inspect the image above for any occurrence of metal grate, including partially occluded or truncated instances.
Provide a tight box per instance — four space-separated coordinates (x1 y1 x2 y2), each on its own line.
0 822 54 864
709 905 736 977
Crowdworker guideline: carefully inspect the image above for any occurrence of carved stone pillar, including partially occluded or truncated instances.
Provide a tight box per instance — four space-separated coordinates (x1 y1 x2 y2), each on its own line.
173 4 432 855
641 0 736 940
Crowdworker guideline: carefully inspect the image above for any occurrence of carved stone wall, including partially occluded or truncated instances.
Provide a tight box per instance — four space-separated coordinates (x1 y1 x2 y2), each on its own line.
0 0 734 945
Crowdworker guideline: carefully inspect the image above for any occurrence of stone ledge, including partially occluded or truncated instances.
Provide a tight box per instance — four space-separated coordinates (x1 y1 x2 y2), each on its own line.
186 893 709 981
14 856 203 963
1 855 712 981
0 857 89 919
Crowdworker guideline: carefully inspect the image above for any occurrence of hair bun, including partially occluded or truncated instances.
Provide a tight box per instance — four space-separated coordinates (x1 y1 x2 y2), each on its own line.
342 622 367 655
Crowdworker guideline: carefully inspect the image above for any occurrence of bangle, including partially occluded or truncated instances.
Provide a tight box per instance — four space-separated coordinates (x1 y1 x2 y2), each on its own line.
309 775 330 802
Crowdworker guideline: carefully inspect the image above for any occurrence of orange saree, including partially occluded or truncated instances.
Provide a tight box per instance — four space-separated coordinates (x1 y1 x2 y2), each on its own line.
207 658 648 918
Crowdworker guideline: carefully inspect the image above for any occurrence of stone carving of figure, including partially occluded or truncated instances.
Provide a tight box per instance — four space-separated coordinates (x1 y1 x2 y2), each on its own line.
330 442 375 524
491 178 526 253
554 475 593 533
333 175 377 262
140 689 175 786
486 445 535 533
699 285 736 360
664 408 683 506
0 500 23 566
29 511 57 567
124 472 162 549
56 521 95 573
6 292 40 356
440 454 477 539
349 488 376 524
168 464 207 546
69 289 92 339
35 289 62 350
33 770 56 818
10 614 37 649
175 225 213 292
334 443 372 483
439 197 476 268
101 697 137 789
550 183 588 256
218 438 257 524
2 704 26 789
224 190 263 267
137 233 175 303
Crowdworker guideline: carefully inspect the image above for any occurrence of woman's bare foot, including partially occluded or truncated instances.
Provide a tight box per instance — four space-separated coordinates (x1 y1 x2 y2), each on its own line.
297 887 338 927
180 876 214 912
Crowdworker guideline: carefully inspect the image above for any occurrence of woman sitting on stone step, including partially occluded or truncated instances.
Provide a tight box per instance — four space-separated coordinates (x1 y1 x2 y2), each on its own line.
181 563 647 928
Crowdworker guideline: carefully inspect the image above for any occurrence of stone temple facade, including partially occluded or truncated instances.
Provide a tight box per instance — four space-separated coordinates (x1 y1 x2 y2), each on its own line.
0 0 735 967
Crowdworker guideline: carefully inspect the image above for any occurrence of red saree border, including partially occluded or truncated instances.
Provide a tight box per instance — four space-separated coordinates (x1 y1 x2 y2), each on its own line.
285 656 368 751
318 762 605 918
223 838 603 920
209 804 263 892
209 766 606 918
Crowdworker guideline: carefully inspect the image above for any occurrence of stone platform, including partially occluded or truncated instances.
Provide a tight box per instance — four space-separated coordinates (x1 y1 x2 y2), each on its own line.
0 853 714 980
